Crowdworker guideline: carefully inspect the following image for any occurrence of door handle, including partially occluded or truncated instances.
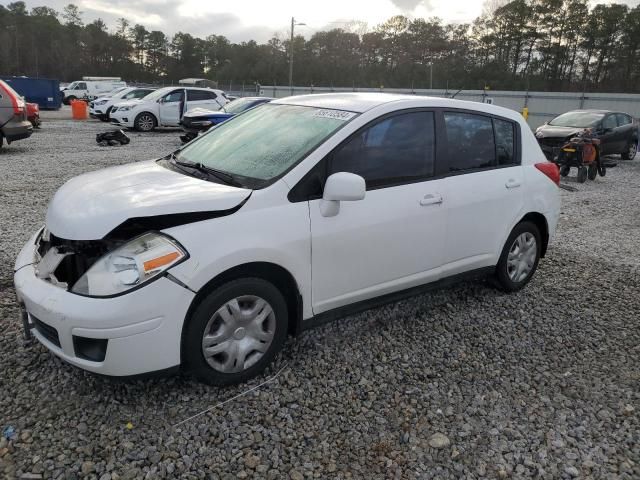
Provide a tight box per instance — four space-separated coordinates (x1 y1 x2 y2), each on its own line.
505 179 522 189
420 193 443 206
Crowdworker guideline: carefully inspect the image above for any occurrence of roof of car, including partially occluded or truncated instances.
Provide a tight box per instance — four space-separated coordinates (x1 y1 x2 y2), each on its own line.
273 92 522 120
566 109 612 114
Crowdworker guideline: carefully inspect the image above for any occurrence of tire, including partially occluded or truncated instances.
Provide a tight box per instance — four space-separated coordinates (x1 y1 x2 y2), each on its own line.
183 278 288 386
65 95 76 105
577 166 587 183
494 221 542 292
559 165 570 177
587 163 598 180
134 112 157 132
621 141 637 160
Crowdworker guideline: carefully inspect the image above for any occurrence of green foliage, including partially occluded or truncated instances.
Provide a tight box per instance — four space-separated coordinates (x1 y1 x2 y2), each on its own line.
1 1 639 92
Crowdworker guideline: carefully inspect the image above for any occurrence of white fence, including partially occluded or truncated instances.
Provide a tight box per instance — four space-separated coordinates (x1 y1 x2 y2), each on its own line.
259 86 640 129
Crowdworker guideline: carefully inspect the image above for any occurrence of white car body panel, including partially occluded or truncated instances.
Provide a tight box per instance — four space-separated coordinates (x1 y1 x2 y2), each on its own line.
14 93 561 377
45 160 251 240
309 180 446 313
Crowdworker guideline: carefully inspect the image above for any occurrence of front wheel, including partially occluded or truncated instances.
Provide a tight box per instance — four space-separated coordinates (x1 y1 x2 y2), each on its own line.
183 278 288 386
494 221 542 292
621 141 637 160
134 112 157 132
559 165 570 177
588 163 598 180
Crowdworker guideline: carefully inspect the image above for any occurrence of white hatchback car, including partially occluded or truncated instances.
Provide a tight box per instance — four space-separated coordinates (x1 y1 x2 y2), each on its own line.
14 94 560 385
110 86 229 131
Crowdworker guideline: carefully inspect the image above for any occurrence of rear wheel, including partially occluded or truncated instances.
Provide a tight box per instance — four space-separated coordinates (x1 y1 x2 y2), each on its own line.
559 165 570 177
65 95 76 105
494 221 541 292
621 141 637 160
134 112 157 132
587 163 598 180
576 166 587 183
183 278 288 386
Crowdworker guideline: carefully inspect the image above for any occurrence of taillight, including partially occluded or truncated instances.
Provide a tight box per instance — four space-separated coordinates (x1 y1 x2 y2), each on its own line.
0 79 24 115
535 162 560 186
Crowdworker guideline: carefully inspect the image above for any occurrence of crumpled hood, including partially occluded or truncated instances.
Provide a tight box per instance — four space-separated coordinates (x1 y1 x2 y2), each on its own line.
536 125 586 139
46 160 251 240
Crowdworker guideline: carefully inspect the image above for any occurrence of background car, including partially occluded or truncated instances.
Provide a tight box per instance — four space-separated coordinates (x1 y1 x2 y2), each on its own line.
89 87 156 121
61 78 126 104
26 102 40 128
536 109 639 160
110 86 229 131
180 96 273 142
0 79 33 148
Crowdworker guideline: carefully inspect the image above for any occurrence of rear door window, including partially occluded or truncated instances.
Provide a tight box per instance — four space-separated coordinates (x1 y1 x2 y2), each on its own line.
188 90 217 101
444 112 495 172
615 113 632 126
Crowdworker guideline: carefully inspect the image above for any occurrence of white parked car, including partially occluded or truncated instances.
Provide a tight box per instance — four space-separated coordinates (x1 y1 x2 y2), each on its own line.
61 79 127 104
89 87 156 121
14 94 560 385
110 86 229 131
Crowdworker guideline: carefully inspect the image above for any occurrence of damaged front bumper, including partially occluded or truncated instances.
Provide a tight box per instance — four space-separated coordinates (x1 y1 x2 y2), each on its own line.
14 231 195 376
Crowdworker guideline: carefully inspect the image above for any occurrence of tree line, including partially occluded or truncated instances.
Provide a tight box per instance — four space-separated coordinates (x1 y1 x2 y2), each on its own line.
1 0 640 93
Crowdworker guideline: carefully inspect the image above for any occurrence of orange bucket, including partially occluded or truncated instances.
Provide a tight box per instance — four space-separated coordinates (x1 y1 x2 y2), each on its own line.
70 99 88 120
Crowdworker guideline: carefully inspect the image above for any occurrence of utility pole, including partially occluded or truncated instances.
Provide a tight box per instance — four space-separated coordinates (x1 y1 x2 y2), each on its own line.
289 17 305 96
430 58 433 90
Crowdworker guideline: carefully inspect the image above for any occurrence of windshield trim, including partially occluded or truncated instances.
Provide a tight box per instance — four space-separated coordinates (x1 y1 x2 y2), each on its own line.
175 104 359 190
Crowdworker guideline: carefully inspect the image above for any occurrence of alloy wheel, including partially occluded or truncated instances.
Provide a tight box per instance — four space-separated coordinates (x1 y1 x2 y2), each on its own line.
201 295 276 373
506 232 537 283
137 114 154 131
628 142 637 160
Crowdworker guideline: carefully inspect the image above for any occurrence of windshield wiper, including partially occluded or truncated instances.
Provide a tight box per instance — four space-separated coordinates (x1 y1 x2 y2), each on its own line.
170 155 243 187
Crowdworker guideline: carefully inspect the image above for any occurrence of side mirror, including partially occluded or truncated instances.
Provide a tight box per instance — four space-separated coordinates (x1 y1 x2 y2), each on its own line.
320 172 366 217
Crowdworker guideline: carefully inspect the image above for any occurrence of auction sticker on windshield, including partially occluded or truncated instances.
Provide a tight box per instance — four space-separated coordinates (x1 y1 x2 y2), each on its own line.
312 109 357 121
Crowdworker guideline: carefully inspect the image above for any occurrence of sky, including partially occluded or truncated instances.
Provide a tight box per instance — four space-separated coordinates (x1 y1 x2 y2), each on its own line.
11 0 640 43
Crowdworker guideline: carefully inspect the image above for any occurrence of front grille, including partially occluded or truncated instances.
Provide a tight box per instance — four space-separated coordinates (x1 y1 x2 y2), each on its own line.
538 137 566 149
31 315 61 347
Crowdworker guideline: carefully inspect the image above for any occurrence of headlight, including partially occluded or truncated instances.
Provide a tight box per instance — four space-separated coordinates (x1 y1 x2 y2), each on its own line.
192 120 213 127
94 100 108 106
118 105 133 111
71 232 187 297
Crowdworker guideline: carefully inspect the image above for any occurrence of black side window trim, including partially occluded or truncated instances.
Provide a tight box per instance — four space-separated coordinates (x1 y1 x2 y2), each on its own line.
439 109 521 175
288 107 522 203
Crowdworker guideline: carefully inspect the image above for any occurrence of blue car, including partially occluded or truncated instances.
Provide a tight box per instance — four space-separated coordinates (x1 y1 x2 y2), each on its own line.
180 96 273 142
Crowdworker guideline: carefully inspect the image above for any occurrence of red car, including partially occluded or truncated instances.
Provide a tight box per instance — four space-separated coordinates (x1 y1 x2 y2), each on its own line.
26 102 40 128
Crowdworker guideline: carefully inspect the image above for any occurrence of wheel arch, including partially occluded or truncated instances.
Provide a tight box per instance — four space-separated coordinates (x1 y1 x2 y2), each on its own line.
519 212 549 257
180 262 302 364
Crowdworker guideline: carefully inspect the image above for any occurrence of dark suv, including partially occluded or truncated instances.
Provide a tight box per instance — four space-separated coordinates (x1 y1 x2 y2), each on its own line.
536 109 638 160
0 79 33 149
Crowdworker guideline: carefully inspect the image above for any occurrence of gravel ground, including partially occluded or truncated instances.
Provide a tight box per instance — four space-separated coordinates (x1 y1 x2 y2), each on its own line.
0 112 638 479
